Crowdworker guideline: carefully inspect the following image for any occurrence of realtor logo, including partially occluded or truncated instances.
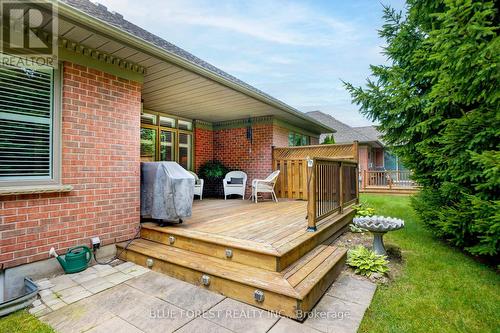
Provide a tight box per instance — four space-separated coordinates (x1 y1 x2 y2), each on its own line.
1 0 57 63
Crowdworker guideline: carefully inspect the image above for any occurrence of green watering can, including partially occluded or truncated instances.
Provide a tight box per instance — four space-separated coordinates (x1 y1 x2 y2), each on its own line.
49 246 92 274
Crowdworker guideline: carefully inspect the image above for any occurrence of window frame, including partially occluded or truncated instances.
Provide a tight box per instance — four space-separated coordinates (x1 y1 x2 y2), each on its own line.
288 132 310 147
140 110 194 170
0 61 62 187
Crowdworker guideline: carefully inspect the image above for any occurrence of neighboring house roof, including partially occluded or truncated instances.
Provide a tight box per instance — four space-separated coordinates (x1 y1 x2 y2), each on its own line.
59 0 334 134
354 126 386 145
305 111 384 147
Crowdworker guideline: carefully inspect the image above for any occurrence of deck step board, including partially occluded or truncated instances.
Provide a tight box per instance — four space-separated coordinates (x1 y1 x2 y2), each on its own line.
140 225 279 271
117 236 346 319
139 208 354 272
119 238 296 297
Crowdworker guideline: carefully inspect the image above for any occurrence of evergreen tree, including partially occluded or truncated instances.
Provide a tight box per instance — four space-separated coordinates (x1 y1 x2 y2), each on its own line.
322 134 335 144
345 0 499 256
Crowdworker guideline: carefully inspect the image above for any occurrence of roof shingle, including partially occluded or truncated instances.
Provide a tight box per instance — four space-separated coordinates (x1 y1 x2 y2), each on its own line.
306 111 383 146
61 0 302 114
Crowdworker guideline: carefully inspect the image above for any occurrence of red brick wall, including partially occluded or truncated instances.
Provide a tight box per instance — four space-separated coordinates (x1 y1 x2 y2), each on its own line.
213 124 274 196
194 127 214 172
0 62 142 268
196 123 319 197
374 148 384 168
272 125 289 147
358 145 369 171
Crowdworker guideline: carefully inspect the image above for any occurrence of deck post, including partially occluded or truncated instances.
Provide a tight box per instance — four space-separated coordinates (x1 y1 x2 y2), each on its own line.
339 163 344 214
355 166 360 204
353 140 359 162
306 159 317 232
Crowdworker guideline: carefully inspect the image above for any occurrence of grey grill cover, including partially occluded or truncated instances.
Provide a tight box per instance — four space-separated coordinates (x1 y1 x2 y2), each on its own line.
140 162 195 220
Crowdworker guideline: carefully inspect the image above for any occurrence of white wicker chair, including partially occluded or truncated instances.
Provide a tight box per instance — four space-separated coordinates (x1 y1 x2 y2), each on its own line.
223 171 247 200
189 171 204 200
251 170 280 203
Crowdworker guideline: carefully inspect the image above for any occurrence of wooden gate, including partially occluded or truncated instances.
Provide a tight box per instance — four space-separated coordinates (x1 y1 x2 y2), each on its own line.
272 142 358 200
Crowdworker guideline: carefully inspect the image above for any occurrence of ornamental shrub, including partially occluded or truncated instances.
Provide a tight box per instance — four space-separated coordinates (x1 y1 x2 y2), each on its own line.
347 246 389 277
199 161 229 180
353 203 375 217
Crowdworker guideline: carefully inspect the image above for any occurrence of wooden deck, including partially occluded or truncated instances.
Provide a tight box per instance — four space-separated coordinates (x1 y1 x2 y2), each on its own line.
118 199 355 319
154 199 313 251
361 170 419 194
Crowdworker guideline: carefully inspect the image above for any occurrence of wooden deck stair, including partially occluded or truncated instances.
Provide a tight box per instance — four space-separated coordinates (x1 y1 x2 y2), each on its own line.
138 208 353 272
117 201 354 320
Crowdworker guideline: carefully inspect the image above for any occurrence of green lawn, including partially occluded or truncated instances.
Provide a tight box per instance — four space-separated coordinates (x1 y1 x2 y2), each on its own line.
0 310 54 333
358 194 500 333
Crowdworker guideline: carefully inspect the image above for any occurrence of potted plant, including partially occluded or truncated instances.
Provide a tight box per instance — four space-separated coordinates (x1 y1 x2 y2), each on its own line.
199 161 229 198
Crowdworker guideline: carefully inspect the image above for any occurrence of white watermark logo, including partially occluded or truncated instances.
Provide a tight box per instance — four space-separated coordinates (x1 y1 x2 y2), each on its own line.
0 0 58 66
149 307 351 321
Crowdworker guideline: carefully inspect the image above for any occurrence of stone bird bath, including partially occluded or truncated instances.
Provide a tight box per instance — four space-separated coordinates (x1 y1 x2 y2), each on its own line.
353 216 404 255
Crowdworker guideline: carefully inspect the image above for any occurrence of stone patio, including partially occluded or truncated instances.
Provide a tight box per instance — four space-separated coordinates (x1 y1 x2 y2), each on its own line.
32 263 376 333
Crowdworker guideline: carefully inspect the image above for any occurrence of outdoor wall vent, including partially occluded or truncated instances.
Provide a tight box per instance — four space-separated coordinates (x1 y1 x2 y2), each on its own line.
168 236 175 245
225 249 233 259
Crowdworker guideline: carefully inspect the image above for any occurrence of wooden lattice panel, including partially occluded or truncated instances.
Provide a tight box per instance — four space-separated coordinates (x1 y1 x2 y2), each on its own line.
273 143 357 161
272 143 358 200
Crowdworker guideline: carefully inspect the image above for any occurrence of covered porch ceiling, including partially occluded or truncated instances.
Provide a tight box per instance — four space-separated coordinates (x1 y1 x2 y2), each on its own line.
43 1 334 133
141 62 289 123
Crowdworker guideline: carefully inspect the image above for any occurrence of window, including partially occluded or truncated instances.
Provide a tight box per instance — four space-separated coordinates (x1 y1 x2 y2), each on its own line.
384 150 408 171
140 127 156 162
140 111 193 170
288 132 310 147
178 119 192 131
160 129 174 161
159 115 175 128
178 132 192 169
0 56 60 185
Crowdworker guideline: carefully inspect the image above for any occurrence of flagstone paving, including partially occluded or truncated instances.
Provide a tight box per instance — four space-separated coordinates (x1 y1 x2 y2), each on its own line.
33 263 376 333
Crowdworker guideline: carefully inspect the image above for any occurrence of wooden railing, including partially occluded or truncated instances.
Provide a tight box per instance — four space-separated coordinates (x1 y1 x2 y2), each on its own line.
362 170 416 190
273 159 309 199
307 158 358 231
273 142 358 200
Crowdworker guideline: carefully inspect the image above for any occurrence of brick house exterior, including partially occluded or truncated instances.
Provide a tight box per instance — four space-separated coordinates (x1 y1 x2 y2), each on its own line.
0 0 331 280
0 62 142 269
194 126 214 172
0 65 320 269
0 66 321 269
